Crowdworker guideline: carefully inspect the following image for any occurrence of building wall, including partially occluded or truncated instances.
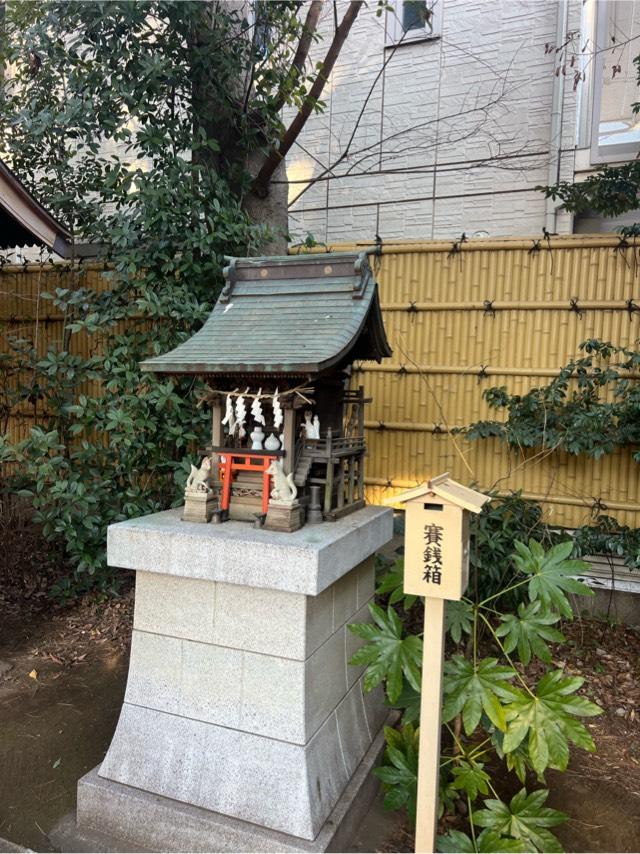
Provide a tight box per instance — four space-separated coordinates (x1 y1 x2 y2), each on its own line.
286 0 586 245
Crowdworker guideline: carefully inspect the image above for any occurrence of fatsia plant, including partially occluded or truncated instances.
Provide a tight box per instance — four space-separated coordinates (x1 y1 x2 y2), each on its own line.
348 538 602 853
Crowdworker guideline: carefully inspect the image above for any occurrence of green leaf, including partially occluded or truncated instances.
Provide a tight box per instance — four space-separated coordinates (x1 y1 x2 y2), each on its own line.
495 600 564 665
445 599 474 644
437 830 476 852
438 829 528 853
503 670 602 775
393 680 421 724
376 560 418 610
513 539 593 618
348 603 423 704
374 724 419 821
473 788 567 853
451 759 490 800
443 655 518 735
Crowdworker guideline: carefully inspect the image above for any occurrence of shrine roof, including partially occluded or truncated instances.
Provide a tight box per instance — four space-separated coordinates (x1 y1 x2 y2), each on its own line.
140 251 392 376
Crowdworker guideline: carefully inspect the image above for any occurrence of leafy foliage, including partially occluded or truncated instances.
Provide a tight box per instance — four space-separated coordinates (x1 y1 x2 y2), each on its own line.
438 828 527 853
445 599 474 645
540 160 640 222
376 557 418 610
442 656 518 735
512 540 592 619
473 789 568 853
465 340 640 461
374 724 419 820
572 514 640 572
503 672 601 776
0 1 324 593
348 537 603 853
540 50 640 233
450 759 491 801
464 340 640 575
469 491 559 605
348 603 422 704
495 601 564 666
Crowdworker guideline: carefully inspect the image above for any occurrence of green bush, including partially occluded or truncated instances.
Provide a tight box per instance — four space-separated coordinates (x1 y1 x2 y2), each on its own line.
349 538 602 853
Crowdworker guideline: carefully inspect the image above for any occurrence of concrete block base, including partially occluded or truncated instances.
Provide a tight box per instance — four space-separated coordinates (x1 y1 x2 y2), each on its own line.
50 719 390 854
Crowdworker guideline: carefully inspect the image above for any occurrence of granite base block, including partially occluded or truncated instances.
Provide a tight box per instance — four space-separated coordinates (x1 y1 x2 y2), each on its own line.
51 719 390 854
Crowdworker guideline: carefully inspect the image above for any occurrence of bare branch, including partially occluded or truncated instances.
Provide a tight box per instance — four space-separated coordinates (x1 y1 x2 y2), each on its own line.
252 0 364 197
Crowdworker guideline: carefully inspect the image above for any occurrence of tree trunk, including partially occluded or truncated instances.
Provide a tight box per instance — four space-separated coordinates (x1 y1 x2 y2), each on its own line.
243 156 289 255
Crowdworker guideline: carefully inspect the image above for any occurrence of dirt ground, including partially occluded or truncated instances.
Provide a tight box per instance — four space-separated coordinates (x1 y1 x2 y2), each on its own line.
0 544 639 852
0 531 133 852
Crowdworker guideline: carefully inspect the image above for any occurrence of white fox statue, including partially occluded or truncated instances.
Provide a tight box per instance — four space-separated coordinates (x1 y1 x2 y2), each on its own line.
266 459 297 504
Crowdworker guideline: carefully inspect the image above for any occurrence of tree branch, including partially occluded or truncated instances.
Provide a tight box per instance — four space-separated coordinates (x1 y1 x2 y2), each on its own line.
252 0 363 197
271 0 324 114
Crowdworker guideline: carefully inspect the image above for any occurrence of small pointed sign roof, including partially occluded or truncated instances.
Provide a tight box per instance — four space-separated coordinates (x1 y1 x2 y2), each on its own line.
385 473 489 514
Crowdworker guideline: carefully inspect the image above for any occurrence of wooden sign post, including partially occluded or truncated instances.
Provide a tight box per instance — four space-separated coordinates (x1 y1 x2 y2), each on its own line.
388 474 489 854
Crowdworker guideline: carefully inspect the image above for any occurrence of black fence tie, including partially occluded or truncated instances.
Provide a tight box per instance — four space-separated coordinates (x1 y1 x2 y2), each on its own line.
377 420 386 432
569 297 583 318
477 365 489 382
528 239 541 255
447 232 467 259
397 364 408 376
432 423 443 434
591 496 608 518
626 298 639 319
483 299 495 317
406 301 418 314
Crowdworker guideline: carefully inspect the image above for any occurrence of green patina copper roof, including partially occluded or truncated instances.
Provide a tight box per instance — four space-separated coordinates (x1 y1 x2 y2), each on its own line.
140 251 392 375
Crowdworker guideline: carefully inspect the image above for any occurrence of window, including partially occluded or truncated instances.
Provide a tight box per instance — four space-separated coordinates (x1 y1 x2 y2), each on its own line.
591 0 640 163
386 0 441 47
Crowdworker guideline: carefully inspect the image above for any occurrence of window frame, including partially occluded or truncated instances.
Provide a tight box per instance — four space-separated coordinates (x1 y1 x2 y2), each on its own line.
385 0 442 48
590 0 640 164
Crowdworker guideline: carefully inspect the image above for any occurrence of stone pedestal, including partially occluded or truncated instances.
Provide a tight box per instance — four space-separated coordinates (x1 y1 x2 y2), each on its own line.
182 491 217 522
264 499 304 532
70 505 393 851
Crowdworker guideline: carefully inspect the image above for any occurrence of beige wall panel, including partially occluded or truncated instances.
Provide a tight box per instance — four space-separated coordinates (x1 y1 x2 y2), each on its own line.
331 236 640 529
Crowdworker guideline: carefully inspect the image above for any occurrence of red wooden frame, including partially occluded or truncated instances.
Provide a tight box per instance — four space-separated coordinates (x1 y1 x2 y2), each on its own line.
218 451 277 514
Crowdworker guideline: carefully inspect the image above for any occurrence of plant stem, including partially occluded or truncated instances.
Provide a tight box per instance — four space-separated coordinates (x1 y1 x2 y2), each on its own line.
478 611 536 697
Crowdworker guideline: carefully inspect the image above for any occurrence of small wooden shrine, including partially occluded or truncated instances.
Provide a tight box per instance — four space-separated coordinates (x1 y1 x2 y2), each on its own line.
140 251 392 531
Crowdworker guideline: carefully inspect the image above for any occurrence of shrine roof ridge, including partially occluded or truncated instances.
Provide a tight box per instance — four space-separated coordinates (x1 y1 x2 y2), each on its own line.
140 250 392 376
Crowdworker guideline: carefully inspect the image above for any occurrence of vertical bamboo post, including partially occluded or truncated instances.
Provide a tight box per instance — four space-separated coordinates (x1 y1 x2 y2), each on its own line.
415 597 446 854
357 384 365 437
